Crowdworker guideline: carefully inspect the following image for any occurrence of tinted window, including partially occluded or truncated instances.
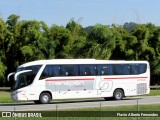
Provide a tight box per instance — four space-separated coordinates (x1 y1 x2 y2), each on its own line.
138 64 147 74
97 63 147 76
40 63 147 79
130 64 147 75
40 65 78 79
60 65 78 76
114 64 130 75
40 65 60 79
97 65 114 75
79 65 97 76
130 64 139 75
14 65 42 90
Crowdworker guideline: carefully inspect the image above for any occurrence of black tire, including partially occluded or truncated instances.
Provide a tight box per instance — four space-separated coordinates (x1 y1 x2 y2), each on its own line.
39 93 51 104
34 100 40 104
113 89 124 100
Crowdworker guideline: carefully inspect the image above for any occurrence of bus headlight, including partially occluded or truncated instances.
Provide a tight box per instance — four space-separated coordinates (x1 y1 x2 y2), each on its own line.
16 90 26 95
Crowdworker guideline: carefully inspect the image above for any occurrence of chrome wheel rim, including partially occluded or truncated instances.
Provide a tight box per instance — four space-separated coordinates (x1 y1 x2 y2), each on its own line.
116 92 122 99
42 95 49 103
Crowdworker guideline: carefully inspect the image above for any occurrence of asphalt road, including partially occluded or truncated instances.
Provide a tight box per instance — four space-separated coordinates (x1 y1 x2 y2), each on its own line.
0 96 160 111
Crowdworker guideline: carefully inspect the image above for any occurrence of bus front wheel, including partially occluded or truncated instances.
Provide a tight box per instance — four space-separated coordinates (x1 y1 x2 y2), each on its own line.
39 92 51 104
113 89 124 100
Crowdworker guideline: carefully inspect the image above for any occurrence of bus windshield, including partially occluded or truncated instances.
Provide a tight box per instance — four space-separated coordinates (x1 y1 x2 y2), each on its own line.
13 65 42 90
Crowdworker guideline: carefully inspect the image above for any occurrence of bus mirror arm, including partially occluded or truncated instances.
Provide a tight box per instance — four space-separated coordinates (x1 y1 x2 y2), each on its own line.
14 70 32 81
7 72 15 81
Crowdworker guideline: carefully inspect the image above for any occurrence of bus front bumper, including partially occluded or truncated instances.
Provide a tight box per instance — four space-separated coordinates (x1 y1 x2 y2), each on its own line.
11 90 28 101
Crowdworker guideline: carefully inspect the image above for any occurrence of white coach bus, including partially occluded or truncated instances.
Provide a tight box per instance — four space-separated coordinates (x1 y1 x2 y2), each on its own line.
7 59 150 104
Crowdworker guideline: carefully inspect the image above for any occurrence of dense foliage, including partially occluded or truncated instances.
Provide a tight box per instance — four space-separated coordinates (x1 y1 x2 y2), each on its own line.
0 14 160 86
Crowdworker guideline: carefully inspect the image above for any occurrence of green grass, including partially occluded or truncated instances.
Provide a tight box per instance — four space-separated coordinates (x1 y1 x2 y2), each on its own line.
1 104 160 120
146 89 160 96
0 91 13 103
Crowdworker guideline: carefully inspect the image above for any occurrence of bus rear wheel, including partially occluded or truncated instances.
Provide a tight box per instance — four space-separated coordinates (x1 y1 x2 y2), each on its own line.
113 89 124 100
39 92 51 104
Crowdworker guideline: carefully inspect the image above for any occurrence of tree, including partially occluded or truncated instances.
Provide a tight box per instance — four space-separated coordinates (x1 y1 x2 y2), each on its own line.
146 24 160 85
18 20 51 62
0 62 6 86
110 25 137 60
65 19 88 58
86 24 116 59
151 57 160 85
131 24 155 61
50 25 72 58
1 14 160 86
148 24 160 58
0 18 8 62
5 14 21 72
0 18 8 86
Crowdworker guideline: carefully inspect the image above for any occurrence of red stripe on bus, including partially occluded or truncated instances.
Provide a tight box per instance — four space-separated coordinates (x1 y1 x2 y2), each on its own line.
104 77 148 80
46 78 95 81
45 77 148 82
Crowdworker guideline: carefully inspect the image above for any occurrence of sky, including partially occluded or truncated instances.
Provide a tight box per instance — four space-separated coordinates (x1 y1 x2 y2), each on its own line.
0 0 160 27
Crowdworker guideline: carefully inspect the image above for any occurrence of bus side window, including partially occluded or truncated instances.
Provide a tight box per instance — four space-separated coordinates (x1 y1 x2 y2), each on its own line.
79 65 86 76
114 64 130 75
138 64 147 74
60 66 67 76
97 65 105 75
53 65 60 76
79 65 97 76
60 65 78 76
106 65 114 75
131 64 138 75
90 65 97 75
73 65 78 76
130 64 147 74
40 65 61 79
97 65 113 75
123 64 130 75
40 65 54 79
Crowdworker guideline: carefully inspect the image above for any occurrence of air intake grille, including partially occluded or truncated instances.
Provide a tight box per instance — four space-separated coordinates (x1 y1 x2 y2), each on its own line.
137 83 147 94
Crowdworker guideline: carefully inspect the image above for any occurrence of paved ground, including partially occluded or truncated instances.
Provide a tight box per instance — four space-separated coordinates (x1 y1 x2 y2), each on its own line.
0 96 160 111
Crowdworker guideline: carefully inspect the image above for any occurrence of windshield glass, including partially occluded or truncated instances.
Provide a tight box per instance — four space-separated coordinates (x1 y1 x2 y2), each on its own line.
13 65 42 90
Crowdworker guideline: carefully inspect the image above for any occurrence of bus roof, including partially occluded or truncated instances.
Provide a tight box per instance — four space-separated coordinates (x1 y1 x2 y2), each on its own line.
18 59 149 68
